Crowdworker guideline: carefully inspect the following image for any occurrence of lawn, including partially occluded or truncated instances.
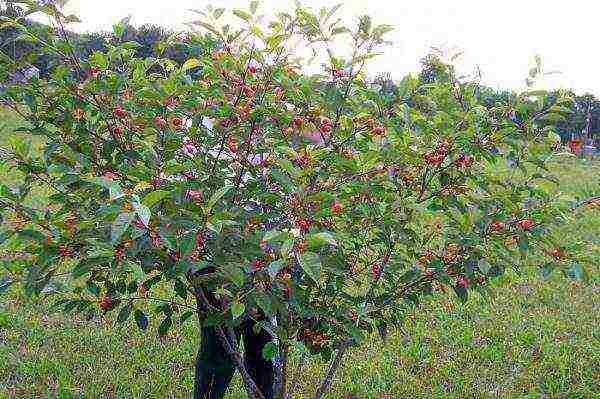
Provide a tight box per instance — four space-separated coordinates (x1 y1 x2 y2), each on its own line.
0 108 599 398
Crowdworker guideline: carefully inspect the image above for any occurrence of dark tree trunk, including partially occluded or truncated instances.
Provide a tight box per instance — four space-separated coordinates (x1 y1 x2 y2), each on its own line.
194 322 276 399
194 326 237 399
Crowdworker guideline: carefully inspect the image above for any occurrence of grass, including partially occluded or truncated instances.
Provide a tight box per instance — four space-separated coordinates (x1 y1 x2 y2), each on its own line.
0 109 599 398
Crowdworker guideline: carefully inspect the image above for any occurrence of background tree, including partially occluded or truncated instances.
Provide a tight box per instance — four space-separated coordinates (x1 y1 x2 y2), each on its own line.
0 1 592 399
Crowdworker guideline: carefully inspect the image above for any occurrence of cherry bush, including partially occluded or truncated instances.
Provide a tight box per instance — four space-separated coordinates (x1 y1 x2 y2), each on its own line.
0 1 591 398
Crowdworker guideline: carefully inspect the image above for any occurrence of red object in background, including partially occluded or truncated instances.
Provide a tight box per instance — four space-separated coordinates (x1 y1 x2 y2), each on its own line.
569 139 583 155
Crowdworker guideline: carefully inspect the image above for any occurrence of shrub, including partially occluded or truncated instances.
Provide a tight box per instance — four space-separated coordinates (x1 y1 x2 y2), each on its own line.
0 1 592 398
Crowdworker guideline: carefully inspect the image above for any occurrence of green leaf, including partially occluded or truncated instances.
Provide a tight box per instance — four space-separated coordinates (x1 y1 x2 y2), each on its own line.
90 51 109 69
453 285 468 302
262 342 278 360
207 186 232 211
18 229 45 243
280 238 294 259
117 304 132 323
180 311 194 324
263 229 284 243
232 9 252 21
133 202 151 228
158 316 172 336
0 278 14 296
111 212 134 244
86 281 101 297
182 58 201 72
298 252 322 284
564 263 587 281
142 190 170 208
231 301 245 319
268 260 285 279
478 259 491 275
134 309 149 331
308 232 337 247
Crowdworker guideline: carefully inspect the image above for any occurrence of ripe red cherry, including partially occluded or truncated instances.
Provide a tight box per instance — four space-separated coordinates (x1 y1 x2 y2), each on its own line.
275 87 285 99
296 218 312 232
372 126 386 136
113 107 128 119
293 116 304 127
112 126 124 137
517 219 535 231
171 116 183 128
372 263 382 280
90 68 100 78
490 220 505 232
228 137 239 153
549 248 565 260
196 232 205 249
251 259 266 271
457 154 474 168
333 68 345 78
58 245 73 258
331 202 344 215
243 86 255 97
247 65 258 74
457 275 470 289
425 150 446 166
154 116 167 127
99 296 113 312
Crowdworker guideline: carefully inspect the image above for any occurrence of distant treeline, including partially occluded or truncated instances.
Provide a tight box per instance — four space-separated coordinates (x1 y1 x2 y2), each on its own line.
0 3 193 78
1 3 598 141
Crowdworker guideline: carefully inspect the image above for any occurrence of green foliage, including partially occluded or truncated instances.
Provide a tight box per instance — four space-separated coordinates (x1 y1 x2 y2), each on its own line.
0 1 595 398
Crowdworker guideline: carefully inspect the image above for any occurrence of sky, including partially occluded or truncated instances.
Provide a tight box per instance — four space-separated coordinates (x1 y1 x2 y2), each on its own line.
46 0 600 95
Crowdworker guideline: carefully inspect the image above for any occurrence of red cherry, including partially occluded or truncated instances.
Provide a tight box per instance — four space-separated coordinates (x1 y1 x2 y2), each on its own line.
275 87 285 99
196 232 205 249
99 296 113 312
372 126 386 136
457 275 470 289
490 220 505 233
58 245 73 258
331 202 344 215
113 107 128 119
228 137 239 153
171 117 183 128
425 150 446 166
372 263 382 280
243 86 255 97
90 68 101 78
247 65 258 74
296 218 312 233
293 116 304 127
112 126 124 137
251 259 266 271
320 124 332 134
103 171 120 180
549 248 565 260
517 219 535 231
186 189 203 203
457 155 474 168
333 68 345 78
154 116 167 127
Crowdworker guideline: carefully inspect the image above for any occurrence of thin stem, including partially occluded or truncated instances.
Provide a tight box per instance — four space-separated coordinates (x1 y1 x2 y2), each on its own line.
314 346 347 399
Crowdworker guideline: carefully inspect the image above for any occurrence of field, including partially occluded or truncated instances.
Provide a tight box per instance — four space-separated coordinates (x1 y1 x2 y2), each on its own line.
0 108 599 398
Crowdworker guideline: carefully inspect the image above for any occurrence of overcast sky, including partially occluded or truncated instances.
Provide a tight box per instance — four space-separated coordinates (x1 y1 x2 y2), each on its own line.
53 0 599 95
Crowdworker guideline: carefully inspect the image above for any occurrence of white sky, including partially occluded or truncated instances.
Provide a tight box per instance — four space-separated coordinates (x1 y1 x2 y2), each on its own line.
52 0 599 95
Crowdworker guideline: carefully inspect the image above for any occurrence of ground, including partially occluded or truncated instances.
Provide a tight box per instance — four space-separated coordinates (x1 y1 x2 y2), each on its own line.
0 108 598 398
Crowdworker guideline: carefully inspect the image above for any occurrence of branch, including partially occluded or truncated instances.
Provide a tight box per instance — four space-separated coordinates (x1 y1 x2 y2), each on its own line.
314 344 348 399
193 285 265 399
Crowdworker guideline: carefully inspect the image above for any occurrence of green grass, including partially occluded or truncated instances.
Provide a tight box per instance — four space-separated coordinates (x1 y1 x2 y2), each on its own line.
1 109 599 398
